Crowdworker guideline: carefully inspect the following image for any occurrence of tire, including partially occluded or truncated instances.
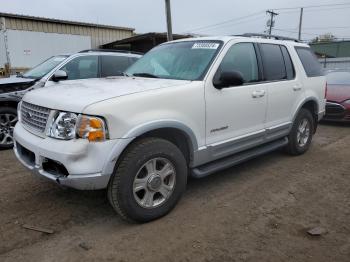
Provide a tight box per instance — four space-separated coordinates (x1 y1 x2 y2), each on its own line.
108 137 188 223
286 108 314 155
0 107 18 149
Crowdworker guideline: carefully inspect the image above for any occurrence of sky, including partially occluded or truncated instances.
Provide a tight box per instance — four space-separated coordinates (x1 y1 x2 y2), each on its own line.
1 0 350 42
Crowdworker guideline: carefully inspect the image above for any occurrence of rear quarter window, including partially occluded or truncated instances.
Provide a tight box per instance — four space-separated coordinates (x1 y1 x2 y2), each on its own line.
259 44 286 81
295 47 324 77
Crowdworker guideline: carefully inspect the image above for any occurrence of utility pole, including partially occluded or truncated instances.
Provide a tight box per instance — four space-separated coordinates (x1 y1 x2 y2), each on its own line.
266 10 278 36
165 0 173 41
298 7 304 41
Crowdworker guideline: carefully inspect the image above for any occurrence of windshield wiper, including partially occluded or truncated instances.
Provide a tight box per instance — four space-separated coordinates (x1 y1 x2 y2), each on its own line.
132 73 159 78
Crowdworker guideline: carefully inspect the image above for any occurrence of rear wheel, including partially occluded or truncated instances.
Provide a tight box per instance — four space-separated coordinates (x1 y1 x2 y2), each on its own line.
0 107 18 149
108 137 187 223
286 108 314 155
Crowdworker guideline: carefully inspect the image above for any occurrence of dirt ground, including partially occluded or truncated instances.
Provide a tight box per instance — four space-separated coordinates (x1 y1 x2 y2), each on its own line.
0 123 349 262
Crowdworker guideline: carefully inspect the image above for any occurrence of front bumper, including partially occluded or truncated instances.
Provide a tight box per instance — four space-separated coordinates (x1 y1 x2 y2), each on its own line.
13 123 132 190
323 102 350 122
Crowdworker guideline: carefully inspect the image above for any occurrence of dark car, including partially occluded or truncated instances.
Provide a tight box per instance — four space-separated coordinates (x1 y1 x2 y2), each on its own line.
324 70 350 122
0 50 141 149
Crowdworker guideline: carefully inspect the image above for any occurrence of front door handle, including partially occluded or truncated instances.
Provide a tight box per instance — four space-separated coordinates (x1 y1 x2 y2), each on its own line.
252 90 266 98
293 84 302 91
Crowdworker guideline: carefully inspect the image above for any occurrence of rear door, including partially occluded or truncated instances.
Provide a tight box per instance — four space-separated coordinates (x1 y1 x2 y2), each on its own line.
259 43 303 137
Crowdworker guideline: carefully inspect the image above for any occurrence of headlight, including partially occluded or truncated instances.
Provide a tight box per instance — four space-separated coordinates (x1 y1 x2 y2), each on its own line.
48 112 78 140
76 115 108 142
47 112 108 142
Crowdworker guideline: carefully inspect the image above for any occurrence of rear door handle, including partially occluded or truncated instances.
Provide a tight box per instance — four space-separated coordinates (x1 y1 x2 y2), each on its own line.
293 84 302 91
252 90 266 98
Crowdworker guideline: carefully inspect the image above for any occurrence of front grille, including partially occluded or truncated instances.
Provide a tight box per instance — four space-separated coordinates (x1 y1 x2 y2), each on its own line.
326 102 345 115
21 101 50 134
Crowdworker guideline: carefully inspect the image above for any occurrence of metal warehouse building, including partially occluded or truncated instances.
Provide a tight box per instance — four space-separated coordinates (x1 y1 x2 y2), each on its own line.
0 12 134 74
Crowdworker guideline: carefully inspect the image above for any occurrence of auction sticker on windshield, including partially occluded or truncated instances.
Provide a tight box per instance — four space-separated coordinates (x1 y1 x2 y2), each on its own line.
192 43 220 49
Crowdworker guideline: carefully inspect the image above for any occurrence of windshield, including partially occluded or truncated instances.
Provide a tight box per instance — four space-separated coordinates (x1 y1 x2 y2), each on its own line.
326 71 350 85
126 41 223 81
23 55 69 79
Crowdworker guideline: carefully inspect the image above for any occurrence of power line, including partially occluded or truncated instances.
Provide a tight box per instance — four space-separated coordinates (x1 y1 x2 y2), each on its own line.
273 2 350 10
183 2 350 35
183 11 264 33
303 6 350 12
192 15 266 33
278 6 350 14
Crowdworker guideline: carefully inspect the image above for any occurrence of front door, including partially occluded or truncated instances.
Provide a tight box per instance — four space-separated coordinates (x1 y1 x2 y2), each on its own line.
205 42 267 159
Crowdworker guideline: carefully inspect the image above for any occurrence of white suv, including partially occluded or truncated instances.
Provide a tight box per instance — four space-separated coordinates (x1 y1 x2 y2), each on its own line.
13 35 326 222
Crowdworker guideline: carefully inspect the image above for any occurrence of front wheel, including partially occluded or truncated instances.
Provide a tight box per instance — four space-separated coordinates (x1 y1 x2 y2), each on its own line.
286 108 314 155
108 137 187 223
0 107 18 149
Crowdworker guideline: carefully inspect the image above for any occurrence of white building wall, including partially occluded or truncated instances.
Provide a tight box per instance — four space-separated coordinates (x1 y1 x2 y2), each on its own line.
0 31 6 68
6 29 91 68
2 15 134 49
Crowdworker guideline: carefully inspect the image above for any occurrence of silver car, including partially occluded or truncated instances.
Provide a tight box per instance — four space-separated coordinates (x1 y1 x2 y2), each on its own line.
0 49 142 149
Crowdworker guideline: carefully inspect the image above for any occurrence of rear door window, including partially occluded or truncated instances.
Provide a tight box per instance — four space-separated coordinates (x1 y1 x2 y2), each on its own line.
295 47 324 77
260 44 286 81
101 55 133 77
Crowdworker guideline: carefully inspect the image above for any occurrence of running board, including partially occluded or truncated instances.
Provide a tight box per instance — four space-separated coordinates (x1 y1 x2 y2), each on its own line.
191 137 288 179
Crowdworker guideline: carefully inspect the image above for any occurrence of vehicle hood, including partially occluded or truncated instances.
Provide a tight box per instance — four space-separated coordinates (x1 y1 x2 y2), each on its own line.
0 77 36 94
326 84 350 103
22 77 191 112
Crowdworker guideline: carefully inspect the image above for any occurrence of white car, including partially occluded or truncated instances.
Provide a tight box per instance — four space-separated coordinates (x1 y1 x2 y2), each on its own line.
13 34 326 222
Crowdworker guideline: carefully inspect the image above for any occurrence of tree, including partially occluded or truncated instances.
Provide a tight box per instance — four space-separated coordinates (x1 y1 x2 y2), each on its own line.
310 33 337 43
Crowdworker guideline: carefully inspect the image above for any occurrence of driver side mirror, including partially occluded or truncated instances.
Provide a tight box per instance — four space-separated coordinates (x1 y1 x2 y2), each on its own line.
213 70 244 89
52 70 68 82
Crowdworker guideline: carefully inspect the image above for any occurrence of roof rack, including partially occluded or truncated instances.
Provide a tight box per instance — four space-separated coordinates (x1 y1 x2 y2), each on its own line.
79 49 144 55
237 33 301 43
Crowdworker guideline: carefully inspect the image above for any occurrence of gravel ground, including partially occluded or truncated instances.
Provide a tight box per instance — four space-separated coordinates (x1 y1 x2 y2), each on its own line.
0 123 349 262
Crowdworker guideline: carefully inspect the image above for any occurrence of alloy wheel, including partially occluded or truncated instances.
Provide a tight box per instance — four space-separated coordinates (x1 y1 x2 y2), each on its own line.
133 157 176 209
0 113 18 146
296 118 310 147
